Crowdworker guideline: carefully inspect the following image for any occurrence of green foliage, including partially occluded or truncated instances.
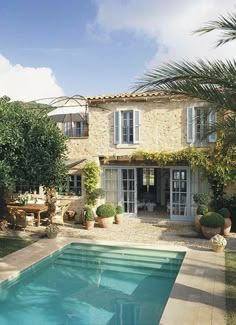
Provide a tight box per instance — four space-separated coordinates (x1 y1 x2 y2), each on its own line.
200 212 225 228
196 205 208 215
131 147 234 208
0 98 68 198
84 206 95 221
96 204 116 218
193 193 211 205
116 205 123 214
218 208 231 218
45 224 60 234
83 162 102 206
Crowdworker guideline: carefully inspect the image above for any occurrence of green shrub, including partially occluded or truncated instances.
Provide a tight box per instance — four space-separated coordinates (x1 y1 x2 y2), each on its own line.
200 212 225 228
84 206 95 221
218 208 231 218
196 205 208 215
116 205 123 214
96 204 116 218
193 193 210 205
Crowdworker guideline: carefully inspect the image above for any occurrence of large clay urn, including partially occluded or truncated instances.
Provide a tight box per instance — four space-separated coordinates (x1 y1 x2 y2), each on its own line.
194 215 203 233
201 226 221 239
221 218 232 237
97 216 114 228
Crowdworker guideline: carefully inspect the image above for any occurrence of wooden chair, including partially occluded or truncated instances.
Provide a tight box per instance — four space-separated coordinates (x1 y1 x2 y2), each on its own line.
6 208 17 229
51 204 69 226
15 210 27 230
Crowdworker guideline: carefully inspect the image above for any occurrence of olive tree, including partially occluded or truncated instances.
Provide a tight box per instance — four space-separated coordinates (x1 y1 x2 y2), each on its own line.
0 96 67 207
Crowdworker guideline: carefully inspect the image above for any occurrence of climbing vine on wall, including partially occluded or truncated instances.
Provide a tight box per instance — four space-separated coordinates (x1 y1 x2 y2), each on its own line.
83 161 102 206
131 145 235 208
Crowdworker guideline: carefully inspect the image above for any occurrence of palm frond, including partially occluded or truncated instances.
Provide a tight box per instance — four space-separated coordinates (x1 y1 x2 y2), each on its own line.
135 59 236 112
194 11 236 47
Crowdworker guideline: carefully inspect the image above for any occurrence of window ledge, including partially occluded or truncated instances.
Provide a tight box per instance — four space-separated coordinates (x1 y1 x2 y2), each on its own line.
116 144 139 149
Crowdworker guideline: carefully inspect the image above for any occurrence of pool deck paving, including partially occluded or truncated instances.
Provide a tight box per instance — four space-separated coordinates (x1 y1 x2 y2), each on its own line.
0 216 232 325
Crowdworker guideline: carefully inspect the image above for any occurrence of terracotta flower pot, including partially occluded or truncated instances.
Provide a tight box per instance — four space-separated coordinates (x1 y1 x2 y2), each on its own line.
97 216 114 228
194 214 203 233
115 214 123 225
201 226 221 239
221 218 232 237
85 220 95 230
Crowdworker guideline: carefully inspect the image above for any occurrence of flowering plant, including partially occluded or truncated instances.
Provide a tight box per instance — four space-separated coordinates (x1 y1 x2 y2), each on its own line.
210 234 227 247
17 192 32 205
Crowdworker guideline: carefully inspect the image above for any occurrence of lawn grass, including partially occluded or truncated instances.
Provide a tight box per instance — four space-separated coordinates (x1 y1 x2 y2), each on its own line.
0 237 33 258
225 251 236 325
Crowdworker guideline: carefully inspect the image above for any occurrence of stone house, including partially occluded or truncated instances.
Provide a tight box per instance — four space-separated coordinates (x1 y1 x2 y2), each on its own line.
50 91 218 221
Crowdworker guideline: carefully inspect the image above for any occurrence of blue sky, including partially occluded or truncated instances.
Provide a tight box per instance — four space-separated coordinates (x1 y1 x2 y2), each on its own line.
0 0 235 101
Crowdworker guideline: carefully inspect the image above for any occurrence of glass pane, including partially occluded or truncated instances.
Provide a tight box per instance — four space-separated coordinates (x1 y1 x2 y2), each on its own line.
180 181 187 192
181 171 186 180
172 193 179 204
128 169 134 179
122 169 127 179
180 193 187 204
173 181 179 192
173 171 180 180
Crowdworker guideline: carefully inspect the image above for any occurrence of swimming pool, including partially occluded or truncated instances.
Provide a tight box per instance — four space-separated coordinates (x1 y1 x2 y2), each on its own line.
0 243 185 325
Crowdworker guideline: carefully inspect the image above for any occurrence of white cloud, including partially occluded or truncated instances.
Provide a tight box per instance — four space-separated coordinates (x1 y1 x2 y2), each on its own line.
92 0 236 69
0 54 64 102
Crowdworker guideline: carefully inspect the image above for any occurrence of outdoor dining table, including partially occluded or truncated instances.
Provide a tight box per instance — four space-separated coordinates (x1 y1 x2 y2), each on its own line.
7 203 48 227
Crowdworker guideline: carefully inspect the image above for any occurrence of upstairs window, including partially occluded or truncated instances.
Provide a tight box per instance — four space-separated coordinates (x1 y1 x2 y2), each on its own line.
114 110 140 144
64 121 88 138
187 107 216 144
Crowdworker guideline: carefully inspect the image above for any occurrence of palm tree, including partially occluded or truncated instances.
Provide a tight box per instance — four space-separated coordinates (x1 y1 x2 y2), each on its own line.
135 11 236 148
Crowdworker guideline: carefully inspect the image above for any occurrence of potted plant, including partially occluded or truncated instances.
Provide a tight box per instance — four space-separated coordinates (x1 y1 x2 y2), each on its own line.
96 204 116 228
218 208 232 236
210 234 227 253
194 204 208 232
45 224 60 238
200 212 225 239
115 205 123 224
84 206 95 230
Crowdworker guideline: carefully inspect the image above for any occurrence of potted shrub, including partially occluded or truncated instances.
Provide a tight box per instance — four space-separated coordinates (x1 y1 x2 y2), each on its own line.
218 208 232 236
45 224 60 238
96 204 116 228
115 205 123 224
194 204 208 233
200 212 225 239
84 206 95 230
193 193 210 206
210 234 227 253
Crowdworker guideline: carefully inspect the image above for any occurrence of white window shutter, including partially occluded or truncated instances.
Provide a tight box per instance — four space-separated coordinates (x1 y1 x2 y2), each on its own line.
134 110 140 144
114 111 120 144
187 107 194 143
208 111 217 142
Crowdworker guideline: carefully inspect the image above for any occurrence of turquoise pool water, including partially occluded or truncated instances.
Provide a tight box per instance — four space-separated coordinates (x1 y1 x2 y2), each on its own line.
0 243 185 325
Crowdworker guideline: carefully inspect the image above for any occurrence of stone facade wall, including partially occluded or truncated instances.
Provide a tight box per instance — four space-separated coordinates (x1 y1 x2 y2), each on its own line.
58 97 203 212
67 97 197 161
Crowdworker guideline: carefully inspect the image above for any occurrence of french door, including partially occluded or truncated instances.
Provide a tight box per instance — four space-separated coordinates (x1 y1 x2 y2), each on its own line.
103 168 137 216
121 168 136 215
170 167 190 220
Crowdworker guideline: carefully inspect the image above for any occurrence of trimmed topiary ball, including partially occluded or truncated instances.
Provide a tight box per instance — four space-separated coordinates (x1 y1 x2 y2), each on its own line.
200 212 225 228
96 204 116 218
116 205 123 214
196 205 208 215
84 206 95 221
193 193 210 205
218 208 231 218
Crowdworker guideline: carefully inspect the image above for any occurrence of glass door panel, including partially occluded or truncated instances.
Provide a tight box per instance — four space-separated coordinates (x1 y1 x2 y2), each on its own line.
171 168 188 218
122 168 136 213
